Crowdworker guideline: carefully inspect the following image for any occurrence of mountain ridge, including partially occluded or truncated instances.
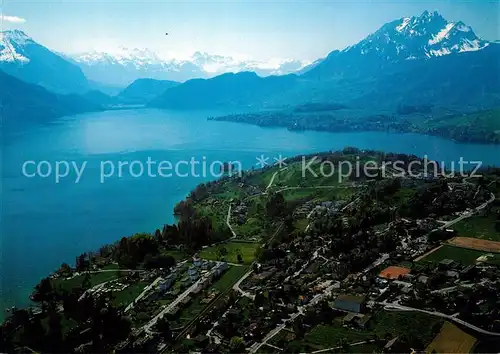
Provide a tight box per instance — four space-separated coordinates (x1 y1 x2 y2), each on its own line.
0 30 89 94
68 48 309 85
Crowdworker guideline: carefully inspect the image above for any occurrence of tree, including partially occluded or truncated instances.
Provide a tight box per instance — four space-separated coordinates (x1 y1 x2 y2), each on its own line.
58 262 72 276
266 192 286 218
45 311 63 352
144 254 176 269
237 253 243 264
82 272 92 289
229 336 244 353
155 317 172 341
32 277 54 303
75 253 89 271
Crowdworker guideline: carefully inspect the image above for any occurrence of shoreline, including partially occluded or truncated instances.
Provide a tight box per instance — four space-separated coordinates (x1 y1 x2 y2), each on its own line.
208 117 500 145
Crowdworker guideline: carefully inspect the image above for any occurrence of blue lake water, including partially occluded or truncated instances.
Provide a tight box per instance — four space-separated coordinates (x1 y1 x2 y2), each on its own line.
2 108 500 315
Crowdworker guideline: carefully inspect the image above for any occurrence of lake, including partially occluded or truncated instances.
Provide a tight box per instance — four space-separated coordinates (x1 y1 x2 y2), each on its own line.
2 108 500 315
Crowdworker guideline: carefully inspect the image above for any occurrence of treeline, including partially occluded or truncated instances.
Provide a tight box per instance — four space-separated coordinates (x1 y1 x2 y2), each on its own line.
2 291 132 353
209 109 500 144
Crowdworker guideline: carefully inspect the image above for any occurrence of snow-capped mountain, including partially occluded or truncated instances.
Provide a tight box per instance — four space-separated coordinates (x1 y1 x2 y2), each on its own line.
69 48 309 85
304 10 492 79
0 30 89 93
0 29 34 63
188 51 307 76
343 10 489 60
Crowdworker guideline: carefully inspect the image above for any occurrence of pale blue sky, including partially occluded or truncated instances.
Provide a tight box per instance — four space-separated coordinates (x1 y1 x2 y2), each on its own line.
2 0 499 61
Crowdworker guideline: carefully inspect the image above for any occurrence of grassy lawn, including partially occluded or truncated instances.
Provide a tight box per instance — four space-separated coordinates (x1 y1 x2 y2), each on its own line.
294 218 309 232
232 217 266 239
305 324 373 348
160 248 189 261
419 245 500 265
211 266 248 292
452 212 500 241
200 242 259 264
112 281 149 308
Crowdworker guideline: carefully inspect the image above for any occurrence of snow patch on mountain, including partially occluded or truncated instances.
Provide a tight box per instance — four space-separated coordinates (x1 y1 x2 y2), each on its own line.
428 22 456 45
0 30 32 63
69 47 310 84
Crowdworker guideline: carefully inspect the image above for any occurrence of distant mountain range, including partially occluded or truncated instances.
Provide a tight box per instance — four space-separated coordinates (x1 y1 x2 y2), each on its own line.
151 11 499 111
68 48 309 85
1 10 498 130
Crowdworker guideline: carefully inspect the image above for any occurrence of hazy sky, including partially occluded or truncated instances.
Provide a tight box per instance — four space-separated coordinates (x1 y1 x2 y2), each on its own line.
2 0 499 61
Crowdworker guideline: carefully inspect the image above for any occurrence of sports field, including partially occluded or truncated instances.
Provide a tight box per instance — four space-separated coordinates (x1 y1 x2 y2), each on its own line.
447 237 500 253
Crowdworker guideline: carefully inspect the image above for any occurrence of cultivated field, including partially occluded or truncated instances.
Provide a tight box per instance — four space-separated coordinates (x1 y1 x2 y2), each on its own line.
447 237 500 253
425 321 477 354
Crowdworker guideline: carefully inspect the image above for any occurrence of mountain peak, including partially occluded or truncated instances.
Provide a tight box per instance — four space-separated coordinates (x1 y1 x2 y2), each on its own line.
1 29 33 44
419 10 442 20
0 29 34 63
343 11 489 60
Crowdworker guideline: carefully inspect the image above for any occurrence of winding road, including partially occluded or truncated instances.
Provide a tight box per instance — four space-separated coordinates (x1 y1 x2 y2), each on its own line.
380 302 500 337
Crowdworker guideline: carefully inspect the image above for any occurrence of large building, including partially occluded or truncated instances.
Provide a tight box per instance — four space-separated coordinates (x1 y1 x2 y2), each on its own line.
333 294 366 313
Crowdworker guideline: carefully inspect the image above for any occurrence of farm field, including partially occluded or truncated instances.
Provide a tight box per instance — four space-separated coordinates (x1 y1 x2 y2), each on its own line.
425 322 477 354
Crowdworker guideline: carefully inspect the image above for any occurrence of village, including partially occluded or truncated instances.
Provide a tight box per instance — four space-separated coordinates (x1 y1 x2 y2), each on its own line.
4 150 500 353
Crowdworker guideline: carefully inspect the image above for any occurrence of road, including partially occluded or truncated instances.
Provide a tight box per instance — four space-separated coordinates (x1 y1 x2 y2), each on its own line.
380 302 500 336
266 167 288 192
249 311 302 353
226 204 237 238
426 190 495 238
309 340 376 354
250 284 336 353
232 269 255 299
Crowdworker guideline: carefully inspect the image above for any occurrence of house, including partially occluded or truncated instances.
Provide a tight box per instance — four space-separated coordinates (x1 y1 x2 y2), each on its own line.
193 255 202 268
166 306 180 317
439 259 455 268
188 266 199 281
417 275 429 284
180 296 192 307
333 294 366 313
213 262 228 277
355 314 372 329
158 274 175 292
342 313 357 323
